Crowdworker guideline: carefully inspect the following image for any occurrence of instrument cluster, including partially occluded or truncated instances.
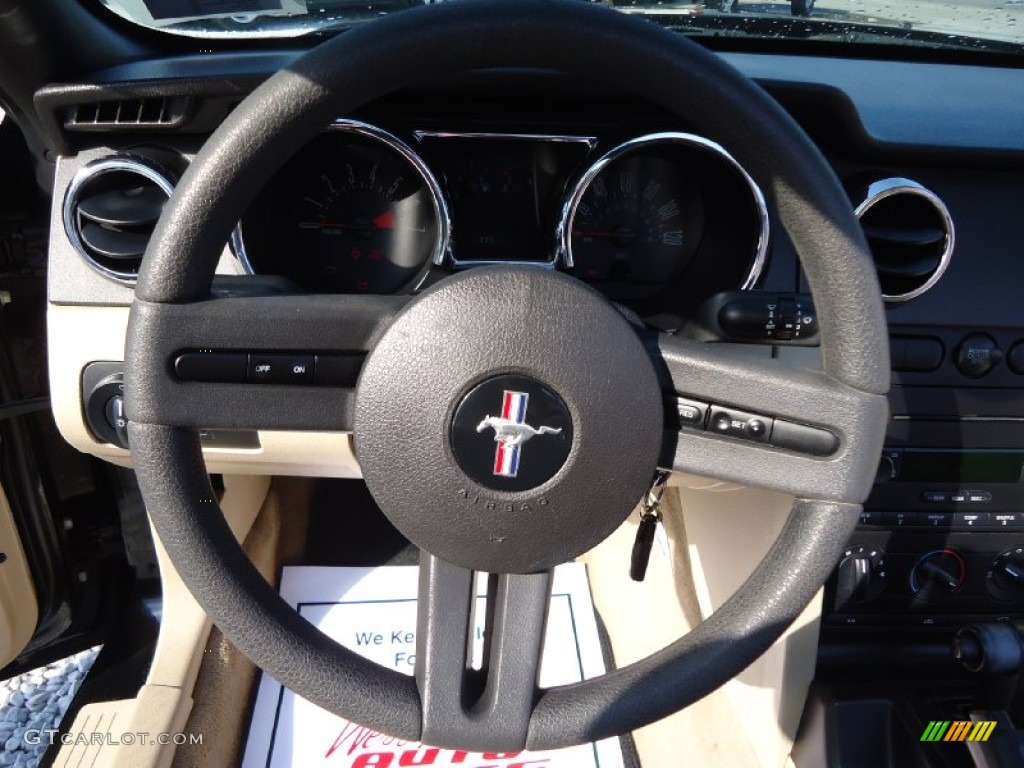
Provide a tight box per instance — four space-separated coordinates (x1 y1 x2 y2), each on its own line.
235 119 769 315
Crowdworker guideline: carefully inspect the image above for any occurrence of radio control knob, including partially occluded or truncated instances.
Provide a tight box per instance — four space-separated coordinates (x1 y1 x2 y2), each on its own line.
911 548 966 601
836 545 887 605
988 548 1024 600
874 454 897 485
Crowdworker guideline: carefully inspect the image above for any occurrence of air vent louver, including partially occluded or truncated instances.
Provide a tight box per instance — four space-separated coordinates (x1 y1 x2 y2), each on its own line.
855 178 954 303
63 157 173 283
63 97 189 131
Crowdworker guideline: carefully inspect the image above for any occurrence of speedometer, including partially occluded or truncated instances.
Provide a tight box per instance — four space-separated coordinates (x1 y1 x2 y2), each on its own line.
560 133 769 307
237 120 449 294
568 153 699 284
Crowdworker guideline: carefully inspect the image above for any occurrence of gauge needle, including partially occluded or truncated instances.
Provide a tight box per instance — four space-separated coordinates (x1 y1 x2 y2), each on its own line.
299 221 347 229
298 210 397 230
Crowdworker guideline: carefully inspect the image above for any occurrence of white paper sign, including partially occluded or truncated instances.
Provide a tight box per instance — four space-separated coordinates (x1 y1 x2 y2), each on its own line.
242 564 625 768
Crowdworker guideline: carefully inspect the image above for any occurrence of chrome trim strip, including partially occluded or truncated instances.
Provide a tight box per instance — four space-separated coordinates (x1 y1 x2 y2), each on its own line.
854 177 955 304
555 132 770 290
413 130 597 148
234 118 453 284
62 155 175 286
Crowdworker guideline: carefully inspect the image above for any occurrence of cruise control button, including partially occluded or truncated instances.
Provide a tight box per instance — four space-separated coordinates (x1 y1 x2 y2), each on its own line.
771 419 839 456
674 397 709 428
708 405 772 443
314 354 365 386
174 352 248 383
248 354 315 384
746 418 768 438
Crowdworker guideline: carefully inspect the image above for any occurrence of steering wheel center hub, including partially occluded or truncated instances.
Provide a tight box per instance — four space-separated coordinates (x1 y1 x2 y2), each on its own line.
353 265 663 573
451 375 574 493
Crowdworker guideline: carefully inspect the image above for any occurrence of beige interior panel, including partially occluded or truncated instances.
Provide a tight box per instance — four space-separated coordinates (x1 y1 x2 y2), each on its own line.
54 474 270 768
582 483 819 768
47 303 362 477
0 483 39 670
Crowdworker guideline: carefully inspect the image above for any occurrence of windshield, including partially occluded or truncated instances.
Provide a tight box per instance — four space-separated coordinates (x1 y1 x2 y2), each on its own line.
97 0 1023 52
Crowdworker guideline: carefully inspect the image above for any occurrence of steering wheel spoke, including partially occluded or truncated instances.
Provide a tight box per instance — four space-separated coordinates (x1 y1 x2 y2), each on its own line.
416 553 551 751
125 293 407 430
654 334 888 501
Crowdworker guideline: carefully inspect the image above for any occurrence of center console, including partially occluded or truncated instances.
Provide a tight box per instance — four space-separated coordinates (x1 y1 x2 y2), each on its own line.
799 325 1024 768
823 325 1024 640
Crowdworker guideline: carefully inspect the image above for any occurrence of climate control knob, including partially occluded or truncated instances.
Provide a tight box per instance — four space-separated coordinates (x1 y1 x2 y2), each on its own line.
911 548 966 601
835 545 887 605
988 548 1024 601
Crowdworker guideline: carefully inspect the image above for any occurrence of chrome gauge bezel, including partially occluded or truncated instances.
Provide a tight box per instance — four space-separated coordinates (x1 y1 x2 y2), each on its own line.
233 118 452 292
556 132 770 290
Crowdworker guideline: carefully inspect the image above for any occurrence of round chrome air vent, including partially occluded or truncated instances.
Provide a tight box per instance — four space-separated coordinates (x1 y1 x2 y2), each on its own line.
63 156 174 284
855 178 954 303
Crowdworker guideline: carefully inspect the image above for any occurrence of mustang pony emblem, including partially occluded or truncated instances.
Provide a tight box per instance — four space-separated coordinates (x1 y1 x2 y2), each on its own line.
476 391 562 477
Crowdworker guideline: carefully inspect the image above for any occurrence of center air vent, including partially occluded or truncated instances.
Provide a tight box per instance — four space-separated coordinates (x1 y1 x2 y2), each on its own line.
63 97 189 131
63 157 174 283
854 178 954 303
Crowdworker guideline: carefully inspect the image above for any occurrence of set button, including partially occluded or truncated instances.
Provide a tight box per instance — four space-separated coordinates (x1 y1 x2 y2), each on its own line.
709 405 771 443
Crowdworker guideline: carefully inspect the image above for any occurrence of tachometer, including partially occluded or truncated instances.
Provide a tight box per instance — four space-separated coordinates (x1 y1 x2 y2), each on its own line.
237 120 449 294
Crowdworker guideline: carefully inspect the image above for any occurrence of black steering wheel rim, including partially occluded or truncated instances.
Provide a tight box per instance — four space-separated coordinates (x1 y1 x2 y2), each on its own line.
125 0 889 751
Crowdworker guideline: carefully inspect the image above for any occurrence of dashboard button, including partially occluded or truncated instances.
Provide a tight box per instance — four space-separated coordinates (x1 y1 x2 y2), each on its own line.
921 512 953 528
884 511 915 528
1009 341 1024 374
959 512 990 528
858 510 885 526
954 333 1002 378
921 491 949 503
896 337 944 372
771 419 839 456
174 352 247 382
993 513 1023 528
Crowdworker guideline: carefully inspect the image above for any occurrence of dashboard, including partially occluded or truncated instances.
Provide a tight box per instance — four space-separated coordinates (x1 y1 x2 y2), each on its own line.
29 36 1024 765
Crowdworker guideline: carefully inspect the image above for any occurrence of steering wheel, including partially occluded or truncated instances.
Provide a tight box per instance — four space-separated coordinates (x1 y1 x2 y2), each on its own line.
124 0 889 752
